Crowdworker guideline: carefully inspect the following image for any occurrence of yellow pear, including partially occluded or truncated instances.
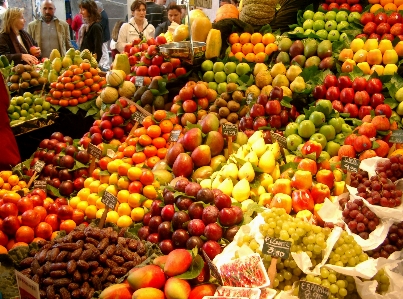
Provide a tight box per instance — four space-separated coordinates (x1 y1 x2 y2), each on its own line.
270 62 287 77
370 65 384 76
245 151 259 166
221 163 238 181
258 150 275 173
286 65 302 82
270 164 280 181
248 131 263 145
200 179 211 189
350 38 365 53
290 76 305 92
363 39 378 52
212 175 223 189
383 64 398 76
251 185 266 198
218 178 233 196
268 142 281 160
238 161 255 182
241 199 254 212
253 63 268 76
232 178 250 202
395 87 403 102
378 39 393 54
259 193 272 206
272 74 290 87
251 137 266 158
357 62 370 75
259 173 273 191
286 154 296 163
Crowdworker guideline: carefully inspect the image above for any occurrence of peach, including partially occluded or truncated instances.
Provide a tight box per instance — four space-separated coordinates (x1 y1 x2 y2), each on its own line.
359 149 377 161
353 135 372 153
338 145 356 159
270 193 292 214
367 49 382 66
164 277 191 299
189 284 217 299
374 140 390 157
291 170 313 190
127 265 166 291
358 122 376 138
383 49 398 64
164 249 192 277
132 287 165 299
99 283 133 299
372 115 390 130
344 133 358 146
395 41 403 57
341 59 356 73
338 49 354 62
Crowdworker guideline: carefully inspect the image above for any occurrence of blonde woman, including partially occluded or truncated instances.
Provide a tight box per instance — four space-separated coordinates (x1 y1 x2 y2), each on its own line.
0 8 41 65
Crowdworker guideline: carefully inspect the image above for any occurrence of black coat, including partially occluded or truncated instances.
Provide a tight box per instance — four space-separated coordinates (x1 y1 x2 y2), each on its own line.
155 20 170 37
0 30 38 64
100 10 110 42
80 22 103 62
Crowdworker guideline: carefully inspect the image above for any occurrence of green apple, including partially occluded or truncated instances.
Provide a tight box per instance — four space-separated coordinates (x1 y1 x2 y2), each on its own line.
213 61 224 73
316 29 328 39
42 102 50 110
201 60 213 72
303 19 314 30
296 114 306 124
391 111 401 122
337 21 349 31
348 12 361 23
217 82 227 95
236 63 251 76
34 98 43 105
224 61 237 74
7 105 14 113
287 134 304 151
303 10 315 20
310 133 327 149
325 11 337 21
319 125 336 141
14 106 21 113
298 120 316 138
227 73 239 83
23 92 33 98
214 71 227 83
20 110 28 117
341 123 352 134
313 12 325 21
313 20 325 31
319 150 331 162
304 29 315 35
316 99 333 117
336 11 348 23
208 81 218 90
203 71 215 82
294 27 305 34
10 99 16 106
309 111 326 127
285 122 299 137
16 96 24 105
325 20 338 32
328 117 345 133
328 30 340 41
339 33 348 42
28 108 35 114
325 141 341 157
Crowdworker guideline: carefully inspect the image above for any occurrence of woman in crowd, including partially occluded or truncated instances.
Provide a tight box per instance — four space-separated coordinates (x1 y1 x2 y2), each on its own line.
110 20 124 60
0 8 40 65
78 0 103 62
155 3 182 37
116 0 155 53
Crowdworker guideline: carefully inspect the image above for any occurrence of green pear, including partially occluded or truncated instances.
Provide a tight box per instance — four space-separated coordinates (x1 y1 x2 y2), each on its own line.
238 161 255 182
232 178 251 202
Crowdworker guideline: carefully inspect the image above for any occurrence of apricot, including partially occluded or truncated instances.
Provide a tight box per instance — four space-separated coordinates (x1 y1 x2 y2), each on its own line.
341 59 356 73
383 49 398 64
338 49 354 62
367 49 383 65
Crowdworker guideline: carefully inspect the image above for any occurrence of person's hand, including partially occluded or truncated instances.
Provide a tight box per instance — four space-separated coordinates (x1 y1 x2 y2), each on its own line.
29 46 41 57
21 54 38 65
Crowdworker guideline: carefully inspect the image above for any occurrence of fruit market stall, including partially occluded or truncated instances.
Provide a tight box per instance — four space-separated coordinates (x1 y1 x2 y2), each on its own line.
4 0 403 298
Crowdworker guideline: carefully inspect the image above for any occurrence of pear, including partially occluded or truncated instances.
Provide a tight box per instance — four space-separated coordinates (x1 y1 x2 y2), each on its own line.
251 185 266 198
259 173 273 191
286 154 296 163
251 137 266 158
290 76 306 92
232 178 250 202
218 178 233 196
253 63 268 76
286 65 302 82
222 163 238 181
268 142 281 160
248 131 263 145
258 150 276 173
241 199 254 212
271 164 280 181
245 151 259 166
270 62 287 78
235 147 246 159
212 175 223 189
238 162 255 182
200 179 211 189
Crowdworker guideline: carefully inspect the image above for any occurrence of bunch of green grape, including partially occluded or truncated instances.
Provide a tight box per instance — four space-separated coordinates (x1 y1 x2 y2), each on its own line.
370 269 390 294
328 231 369 267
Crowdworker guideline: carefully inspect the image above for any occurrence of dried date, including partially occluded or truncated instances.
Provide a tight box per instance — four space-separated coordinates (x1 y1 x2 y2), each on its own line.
91 267 104 276
104 245 116 257
40 290 46 299
43 261 51 275
37 247 49 264
50 270 67 278
46 285 56 299
68 283 80 291
137 242 146 256
29 249 38 257
80 282 90 298
77 260 89 271
109 231 118 243
31 259 40 273
118 227 128 237
122 261 136 269
48 247 60 262
87 288 95 299
127 239 138 251
105 259 118 268
97 238 109 251
20 268 32 276
31 274 40 284
70 248 82 260
111 255 125 265
99 254 107 263
52 243 79 251
122 249 135 261
111 267 127 276
53 278 71 287
50 262 67 271
100 268 110 282
67 260 77 274
60 287 71 299
76 239 84 248
79 249 92 260
71 289 80 299
92 275 102 291
20 257 34 268
82 272 90 281
106 274 116 282
70 230 85 241
55 251 69 262
85 237 99 247
73 270 82 282
42 277 54 286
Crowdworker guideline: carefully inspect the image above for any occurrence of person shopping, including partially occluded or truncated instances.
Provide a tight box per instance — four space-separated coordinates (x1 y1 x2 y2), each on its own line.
0 8 41 65
154 3 182 37
116 0 155 53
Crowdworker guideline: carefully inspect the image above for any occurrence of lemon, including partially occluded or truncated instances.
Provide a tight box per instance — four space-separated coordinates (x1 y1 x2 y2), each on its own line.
69 196 81 208
96 208 105 219
117 190 130 203
117 203 131 216
96 198 106 209
128 193 142 208
117 215 133 228
77 188 91 201
131 207 145 222
76 201 89 212
106 211 119 224
85 205 98 219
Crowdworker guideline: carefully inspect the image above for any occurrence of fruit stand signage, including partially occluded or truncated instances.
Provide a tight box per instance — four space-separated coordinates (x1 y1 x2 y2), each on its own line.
195 0 212 9
33 180 47 192
169 130 181 142
341 157 360 173
202 249 223 285
271 132 287 149
246 93 254 105
15 270 41 299
133 111 145 124
262 237 292 259
222 123 238 136
101 190 118 210
33 160 45 173
87 143 102 159
135 76 144 87
298 281 329 299
389 130 403 143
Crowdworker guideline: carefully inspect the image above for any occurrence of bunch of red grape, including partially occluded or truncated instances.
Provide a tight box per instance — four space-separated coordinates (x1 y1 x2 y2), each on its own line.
367 222 403 258
342 198 380 240
375 155 403 182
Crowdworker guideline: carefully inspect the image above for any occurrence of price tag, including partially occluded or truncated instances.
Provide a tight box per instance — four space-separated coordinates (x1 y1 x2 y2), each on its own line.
33 160 45 173
341 157 360 173
135 76 144 87
133 111 145 124
168 130 181 142
389 130 403 143
262 237 292 259
87 143 102 159
202 249 223 285
15 270 41 299
298 281 330 299
271 132 287 149
16 190 25 197
33 180 47 192
101 190 118 210
222 123 238 136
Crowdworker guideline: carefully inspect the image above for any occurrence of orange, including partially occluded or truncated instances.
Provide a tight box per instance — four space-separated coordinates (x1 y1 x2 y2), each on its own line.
398 4 403 9
162 133 171 141
153 110 167 121
90 68 98 76
142 116 156 129
0 230 8 246
384 2 397 10
132 152 146 164
229 32 240 44
123 145 136 157
234 52 245 62
254 52 267 63
253 43 265 54
159 119 173 133
157 147 167 159
146 156 160 168
7 175 19 186
370 4 383 12
262 33 276 45
242 43 254 55
134 127 147 137
0 171 12 181
138 134 152 146
381 0 393 5
51 231 59 240
265 43 278 56
231 43 242 54
395 0 403 5
2 183 11 190
152 137 167 149
251 32 263 45
146 125 161 138
129 137 138 146
140 169 154 185
143 145 157 158
245 53 256 62
69 64 78 71
80 62 91 70
239 32 251 44
0 245 7 254
73 68 83 75
15 226 34 243
143 185 157 199
60 220 76 234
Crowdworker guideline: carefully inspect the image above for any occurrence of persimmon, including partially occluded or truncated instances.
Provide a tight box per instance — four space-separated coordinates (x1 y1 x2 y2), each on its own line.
65 82 75 91
80 62 91 70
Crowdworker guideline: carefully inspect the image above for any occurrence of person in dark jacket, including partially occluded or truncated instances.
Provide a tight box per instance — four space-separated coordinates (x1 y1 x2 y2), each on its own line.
78 0 103 62
154 3 181 37
95 1 110 70
145 0 167 28
0 7 41 65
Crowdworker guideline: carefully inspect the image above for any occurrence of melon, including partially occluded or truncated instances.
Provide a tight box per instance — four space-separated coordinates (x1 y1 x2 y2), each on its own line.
118 81 136 98
191 17 212 42
106 70 125 87
173 24 189 42
185 9 207 27
101 86 119 104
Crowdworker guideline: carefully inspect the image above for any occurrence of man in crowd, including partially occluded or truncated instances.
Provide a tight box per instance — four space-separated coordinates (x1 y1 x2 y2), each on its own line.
95 1 111 71
145 0 168 28
27 0 73 58
156 0 167 6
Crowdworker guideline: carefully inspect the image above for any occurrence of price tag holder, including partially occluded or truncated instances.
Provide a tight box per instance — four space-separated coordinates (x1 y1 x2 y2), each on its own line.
33 180 47 192
101 191 118 210
133 111 145 124
202 249 223 285
262 237 292 260
15 270 41 299
33 160 45 173
87 143 102 160
341 157 360 173
222 123 238 136
169 130 181 142
135 76 144 87
389 130 403 143
298 281 330 299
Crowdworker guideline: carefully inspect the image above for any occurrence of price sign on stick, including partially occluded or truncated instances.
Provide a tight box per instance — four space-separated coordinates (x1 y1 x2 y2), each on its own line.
222 123 238 160
262 237 292 260
246 93 254 105
341 157 360 173
15 270 41 299
202 249 223 285
87 143 102 175
169 130 181 142
27 160 46 189
389 130 403 143
135 76 144 87
99 191 118 228
33 180 47 192
133 111 145 124
299 281 330 299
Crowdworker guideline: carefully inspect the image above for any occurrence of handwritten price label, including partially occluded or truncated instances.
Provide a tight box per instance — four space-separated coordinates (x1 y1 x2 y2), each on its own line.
133 111 145 124
246 93 254 105
15 270 41 299
271 132 287 149
87 143 102 159
262 237 291 259
33 160 45 173
135 76 144 87
299 281 330 299
222 123 238 136
341 157 360 173
389 130 403 143
169 130 181 142
101 190 118 210
33 180 47 192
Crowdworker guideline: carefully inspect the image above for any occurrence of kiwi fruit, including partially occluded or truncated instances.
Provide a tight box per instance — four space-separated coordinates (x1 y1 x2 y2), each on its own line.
214 98 227 108
30 71 40 78
9 75 20 83
30 79 39 86
226 83 237 93
232 90 244 102
219 118 228 125
227 101 240 112
239 105 249 117
9 83 19 91
221 92 231 102
227 113 238 124
38 77 47 85
144 104 152 114
20 82 29 89
24 65 33 72
219 107 230 118
209 105 218 112
15 64 25 74
21 72 31 81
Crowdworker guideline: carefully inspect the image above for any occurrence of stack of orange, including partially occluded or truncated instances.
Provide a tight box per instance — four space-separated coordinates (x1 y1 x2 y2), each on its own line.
228 32 278 63
116 110 182 169
369 0 403 12
0 171 27 195
46 62 106 107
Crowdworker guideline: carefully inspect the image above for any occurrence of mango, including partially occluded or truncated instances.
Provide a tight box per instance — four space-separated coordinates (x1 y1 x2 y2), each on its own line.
291 55 306 68
350 38 364 53
363 39 378 52
164 277 191 299
304 39 318 58
319 57 335 70
164 249 192 277
317 40 332 59
305 56 321 68
367 49 382 65
378 39 393 54
205 131 224 156
383 49 398 65
338 49 353 62
181 128 202 151
172 153 193 178
200 113 219 133
132 287 165 299
357 62 371 75
153 255 169 268
166 143 185 166
275 51 290 65
210 155 226 171
192 166 213 181
341 59 356 73
127 265 166 291
352 49 367 63
189 284 217 299
370 65 384 76
191 145 211 167
99 283 133 299
289 40 304 58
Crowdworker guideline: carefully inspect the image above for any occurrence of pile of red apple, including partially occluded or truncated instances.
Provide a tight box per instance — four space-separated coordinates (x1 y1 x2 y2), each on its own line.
28 132 90 197
137 178 243 260
122 37 187 82
319 0 363 13
239 86 299 138
313 74 389 120
359 11 403 41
